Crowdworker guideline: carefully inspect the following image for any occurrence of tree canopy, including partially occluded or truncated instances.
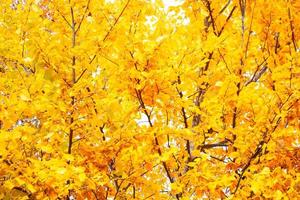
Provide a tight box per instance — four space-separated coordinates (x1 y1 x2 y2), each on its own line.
0 0 299 199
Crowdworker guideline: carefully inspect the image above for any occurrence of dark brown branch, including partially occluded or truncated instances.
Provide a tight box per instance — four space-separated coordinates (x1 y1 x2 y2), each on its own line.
233 140 264 194
192 52 213 127
56 8 72 28
113 179 125 200
75 68 87 83
245 66 268 86
132 185 136 198
68 3 77 155
239 0 246 36
233 99 287 194
91 189 100 200
124 183 132 193
68 97 75 154
102 0 131 42
129 51 140 71
135 89 152 127
176 75 192 167
135 89 179 199
181 107 188 128
218 49 231 73
100 124 106 141
287 7 298 51
89 54 97 64
232 102 238 130
89 0 130 65
203 0 218 35
274 32 280 54
231 66 242 133
218 0 232 15
244 1 256 58
145 193 156 200
99 54 119 66
197 140 228 150
13 187 33 199
244 57 269 87
218 6 237 36
75 0 91 34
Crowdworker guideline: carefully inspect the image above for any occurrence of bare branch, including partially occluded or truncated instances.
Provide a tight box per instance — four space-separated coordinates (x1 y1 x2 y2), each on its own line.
102 0 131 42
197 140 228 150
75 0 92 34
56 8 72 28
89 0 131 65
287 7 298 51
244 57 268 86
218 6 237 36
75 68 87 83
202 0 218 35
218 0 232 15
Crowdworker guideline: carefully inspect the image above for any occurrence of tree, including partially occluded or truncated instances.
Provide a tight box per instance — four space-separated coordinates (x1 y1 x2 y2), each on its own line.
0 0 299 199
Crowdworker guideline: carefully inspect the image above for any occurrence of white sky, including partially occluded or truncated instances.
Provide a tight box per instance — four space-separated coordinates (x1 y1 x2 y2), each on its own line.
105 0 185 9
162 0 184 8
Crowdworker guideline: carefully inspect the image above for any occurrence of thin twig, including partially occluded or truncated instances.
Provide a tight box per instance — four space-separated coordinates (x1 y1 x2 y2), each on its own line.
75 0 91 34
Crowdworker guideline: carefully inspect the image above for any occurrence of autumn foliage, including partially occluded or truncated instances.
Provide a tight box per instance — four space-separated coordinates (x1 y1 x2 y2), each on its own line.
0 0 299 199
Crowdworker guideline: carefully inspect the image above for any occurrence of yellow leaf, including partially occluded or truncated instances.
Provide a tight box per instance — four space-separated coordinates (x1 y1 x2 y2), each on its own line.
78 173 86 182
4 180 15 190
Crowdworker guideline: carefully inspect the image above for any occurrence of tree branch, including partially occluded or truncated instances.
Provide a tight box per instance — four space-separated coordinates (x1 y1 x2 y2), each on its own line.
75 0 91 34
89 0 131 65
197 140 228 150
56 8 72 28
75 68 87 83
218 6 237 36
244 57 268 86
135 89 179 199
287 7 298 51
202 0 218 35
102 0 131 42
